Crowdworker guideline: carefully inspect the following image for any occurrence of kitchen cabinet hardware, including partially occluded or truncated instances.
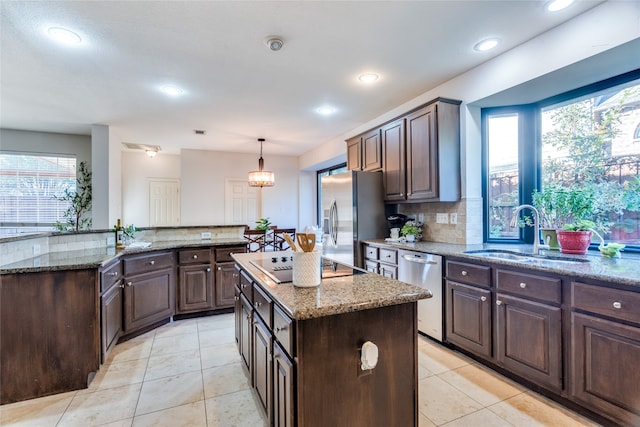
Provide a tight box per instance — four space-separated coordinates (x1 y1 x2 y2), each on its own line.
481 296 487 302
107 271 118 277
149 260 155 265
462 270 468 276
193 254 198 259
496 299 502 305
613 301 622 309
126 281 132 286
206 267 211 272
520 282 527 288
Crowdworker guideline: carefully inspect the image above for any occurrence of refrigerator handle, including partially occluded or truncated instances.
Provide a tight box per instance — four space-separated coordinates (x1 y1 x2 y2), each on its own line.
329 200 338 246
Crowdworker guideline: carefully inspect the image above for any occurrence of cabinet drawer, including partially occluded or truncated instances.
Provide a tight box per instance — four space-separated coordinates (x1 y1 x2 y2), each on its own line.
364 245 379 260
273 304 295 358
101 260 122 292
123 251 174 276
572 282 640 324
379 248 397 265
215 246 244 262
365 260 378 274
496 269 561 304
253 285 273 328
178 248 211 265
446 260 491 287
239 270 253 301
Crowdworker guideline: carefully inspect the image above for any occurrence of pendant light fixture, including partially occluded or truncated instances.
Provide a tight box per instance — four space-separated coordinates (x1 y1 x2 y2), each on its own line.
248 138 275 187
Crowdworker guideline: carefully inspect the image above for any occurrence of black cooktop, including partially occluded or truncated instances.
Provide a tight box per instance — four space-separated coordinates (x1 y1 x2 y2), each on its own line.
250 255 365 284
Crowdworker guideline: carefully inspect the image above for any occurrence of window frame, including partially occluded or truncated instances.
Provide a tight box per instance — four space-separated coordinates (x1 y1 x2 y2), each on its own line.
482 69 640 252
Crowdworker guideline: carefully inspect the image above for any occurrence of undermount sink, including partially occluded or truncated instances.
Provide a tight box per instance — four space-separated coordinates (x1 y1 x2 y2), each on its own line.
464 250 589 265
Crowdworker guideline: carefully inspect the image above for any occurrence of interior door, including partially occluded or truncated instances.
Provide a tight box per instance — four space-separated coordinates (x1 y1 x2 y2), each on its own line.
225 179 259 226
149 179 180 226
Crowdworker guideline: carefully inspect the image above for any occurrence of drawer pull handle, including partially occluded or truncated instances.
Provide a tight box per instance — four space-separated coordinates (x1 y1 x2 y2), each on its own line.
234 296 239 301
461 270 468 276
613 301 622 309
193 255 198 259
107 272 119 277
275 326 287 333
496 300 502 306
218 266 222 271
126 281 133 287
519 282 527 289
119 283 125 289
149 260 155 265
400 193 404 197
480 296 487 302
206 268 211 272
233 273 239 278
241 284 247 289
255 302 262 308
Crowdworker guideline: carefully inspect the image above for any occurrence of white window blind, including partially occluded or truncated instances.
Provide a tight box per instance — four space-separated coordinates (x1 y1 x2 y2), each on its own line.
0 152 76 225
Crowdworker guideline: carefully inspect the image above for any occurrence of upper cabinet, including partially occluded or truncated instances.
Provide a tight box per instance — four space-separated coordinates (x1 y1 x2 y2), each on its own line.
347 129 382 172
346 97 461 203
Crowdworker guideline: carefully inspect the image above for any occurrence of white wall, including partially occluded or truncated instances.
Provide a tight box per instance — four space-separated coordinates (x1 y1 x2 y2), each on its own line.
180 149 299 228
0 129 91 164
121 151 181 227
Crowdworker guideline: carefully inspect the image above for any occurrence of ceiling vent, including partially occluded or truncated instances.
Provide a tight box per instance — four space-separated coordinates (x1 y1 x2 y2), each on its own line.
194 129 206 135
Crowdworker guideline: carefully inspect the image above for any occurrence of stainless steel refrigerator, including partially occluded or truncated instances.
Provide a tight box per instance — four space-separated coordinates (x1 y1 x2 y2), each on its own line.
321 170 386 268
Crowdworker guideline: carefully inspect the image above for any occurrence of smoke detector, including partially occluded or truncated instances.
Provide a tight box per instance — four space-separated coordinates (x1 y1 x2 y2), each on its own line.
265 37 284 51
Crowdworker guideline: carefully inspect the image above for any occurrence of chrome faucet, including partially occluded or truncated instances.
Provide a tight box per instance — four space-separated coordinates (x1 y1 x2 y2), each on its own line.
510 204 549 254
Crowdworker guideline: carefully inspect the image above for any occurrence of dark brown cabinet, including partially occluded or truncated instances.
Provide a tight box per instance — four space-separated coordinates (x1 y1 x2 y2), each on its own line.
273 341 295 427
253 315 273 423
381 118 406 201
406 104 438 201
177 248 214 313
346 130 382 171
570 282 640 425
214 246 245 309
495 293 562 391
122 251 175 335
100 259 123 361
445 280 492 358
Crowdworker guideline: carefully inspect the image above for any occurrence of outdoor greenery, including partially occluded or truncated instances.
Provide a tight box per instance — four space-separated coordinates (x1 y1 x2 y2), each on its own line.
53 161 92 232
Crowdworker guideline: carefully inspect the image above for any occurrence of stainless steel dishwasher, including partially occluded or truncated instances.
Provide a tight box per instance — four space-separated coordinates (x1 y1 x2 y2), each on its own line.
398 250 443 341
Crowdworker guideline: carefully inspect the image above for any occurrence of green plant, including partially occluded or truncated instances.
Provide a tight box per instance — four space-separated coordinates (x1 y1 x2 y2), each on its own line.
123 224 138 239
53 161 92 232
255 217 271 231
401 221 421 236
598 243 625 258
562 219 596 232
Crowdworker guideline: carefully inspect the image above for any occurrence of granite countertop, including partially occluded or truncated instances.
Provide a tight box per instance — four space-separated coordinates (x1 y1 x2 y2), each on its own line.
0 238 247 274
231 251 432 321
364 239 640 289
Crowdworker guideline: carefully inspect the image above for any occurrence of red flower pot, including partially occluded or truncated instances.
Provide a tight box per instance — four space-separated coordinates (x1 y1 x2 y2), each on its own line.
557 230 592 255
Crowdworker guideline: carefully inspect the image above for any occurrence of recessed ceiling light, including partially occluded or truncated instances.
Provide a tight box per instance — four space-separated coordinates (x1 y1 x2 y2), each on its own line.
265 36 284 51
316 106 337 116
47 27 82 45
546 0 575 12
160 85 184 97
473 37 501 52
358 73 379 84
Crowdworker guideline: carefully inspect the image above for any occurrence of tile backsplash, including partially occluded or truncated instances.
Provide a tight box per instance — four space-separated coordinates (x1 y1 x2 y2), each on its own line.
399 197 483 245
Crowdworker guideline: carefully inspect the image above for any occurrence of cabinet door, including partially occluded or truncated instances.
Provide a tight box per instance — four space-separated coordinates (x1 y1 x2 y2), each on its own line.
234 286 241 346
215 262 237 308
253 316 273 423
445 281 492 358
406 104 438 201
362 129 382 171
364 260 378 274
346 136 362 171
177 264 213 313
495 293 562 391
571 312 640 426
239 293 253 377
273 341 295 427
380 263 397 279
382 118 406 201
101 281 123 360
123 268 174 333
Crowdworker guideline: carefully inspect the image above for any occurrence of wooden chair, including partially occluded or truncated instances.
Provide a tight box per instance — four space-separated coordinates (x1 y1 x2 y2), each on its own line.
244 226 268 252
273 228 296 251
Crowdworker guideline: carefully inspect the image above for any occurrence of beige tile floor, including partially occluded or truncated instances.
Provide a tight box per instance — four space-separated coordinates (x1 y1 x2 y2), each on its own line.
0 313 601 427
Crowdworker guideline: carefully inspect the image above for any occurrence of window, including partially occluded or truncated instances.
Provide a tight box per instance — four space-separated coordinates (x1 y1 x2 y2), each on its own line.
0 152 76 232
483 72 640 250
316 163 347 226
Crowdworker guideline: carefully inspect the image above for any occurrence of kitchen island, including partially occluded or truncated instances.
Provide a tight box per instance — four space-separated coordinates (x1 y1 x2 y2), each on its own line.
231 251 432 427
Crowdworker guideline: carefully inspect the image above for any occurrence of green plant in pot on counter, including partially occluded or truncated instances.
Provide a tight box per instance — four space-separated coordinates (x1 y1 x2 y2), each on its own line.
401 221 422 242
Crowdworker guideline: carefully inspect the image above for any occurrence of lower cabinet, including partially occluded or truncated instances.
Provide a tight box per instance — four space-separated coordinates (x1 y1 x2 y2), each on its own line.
101 281 124 359
445 280 492 358
215 262 237 307
123 267 175 334
570 282 640 425
273 341 295 427
239 292 253 375
495 293 562 391
363 244 398 279
253 315 273 423
178 263 213 312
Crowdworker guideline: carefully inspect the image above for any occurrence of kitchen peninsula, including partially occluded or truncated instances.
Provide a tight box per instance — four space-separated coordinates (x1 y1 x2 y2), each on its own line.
231 251 432 427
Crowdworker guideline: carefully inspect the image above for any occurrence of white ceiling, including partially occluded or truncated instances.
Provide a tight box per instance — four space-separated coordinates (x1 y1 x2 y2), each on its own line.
1 1 604 156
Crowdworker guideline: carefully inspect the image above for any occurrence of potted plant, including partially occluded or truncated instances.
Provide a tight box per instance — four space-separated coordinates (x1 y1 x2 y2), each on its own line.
557 219 595 254
255 217 271 231
401 220 422 242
